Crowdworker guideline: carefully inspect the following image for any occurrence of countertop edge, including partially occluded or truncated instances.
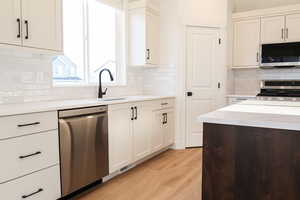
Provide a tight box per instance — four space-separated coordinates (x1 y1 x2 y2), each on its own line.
0 96 176 117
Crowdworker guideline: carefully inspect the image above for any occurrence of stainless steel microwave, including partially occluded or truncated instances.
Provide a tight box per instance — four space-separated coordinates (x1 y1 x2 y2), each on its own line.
260 42 300 68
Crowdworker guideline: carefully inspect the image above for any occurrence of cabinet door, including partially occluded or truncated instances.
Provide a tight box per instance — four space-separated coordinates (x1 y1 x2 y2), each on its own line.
151 111 164 153
133 103 152 162
108 104 133 174
0 0 22 45
261 16 285 44
286 14 300 42
163 110 175 147
22 0 62 51
233 19 260 68
146 11 159 65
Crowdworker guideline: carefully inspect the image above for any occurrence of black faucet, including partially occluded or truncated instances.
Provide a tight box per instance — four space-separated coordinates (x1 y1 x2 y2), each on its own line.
98 68 114 99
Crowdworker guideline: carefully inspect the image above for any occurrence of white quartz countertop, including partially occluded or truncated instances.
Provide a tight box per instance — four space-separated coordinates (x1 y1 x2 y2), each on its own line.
198 100 300 131
226 94 256 98
0 95 175 117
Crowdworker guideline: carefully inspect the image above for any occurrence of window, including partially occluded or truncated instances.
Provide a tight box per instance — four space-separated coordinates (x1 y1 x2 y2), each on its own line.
53 0 125 85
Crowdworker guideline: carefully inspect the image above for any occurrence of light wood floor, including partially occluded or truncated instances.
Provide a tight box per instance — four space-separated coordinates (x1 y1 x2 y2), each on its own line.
74 149 202 200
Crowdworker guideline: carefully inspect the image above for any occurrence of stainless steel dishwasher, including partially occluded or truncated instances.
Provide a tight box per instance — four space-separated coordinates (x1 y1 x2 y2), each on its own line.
58 106 109 197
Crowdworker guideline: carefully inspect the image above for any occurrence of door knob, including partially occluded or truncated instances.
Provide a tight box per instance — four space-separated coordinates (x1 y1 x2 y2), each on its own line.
187 92 193 97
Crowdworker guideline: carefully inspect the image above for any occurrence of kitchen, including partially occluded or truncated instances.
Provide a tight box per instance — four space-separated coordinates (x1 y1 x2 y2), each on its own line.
1 0 300 199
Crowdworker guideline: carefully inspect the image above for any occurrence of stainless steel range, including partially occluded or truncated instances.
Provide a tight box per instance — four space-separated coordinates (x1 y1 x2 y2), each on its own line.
257 80 300 101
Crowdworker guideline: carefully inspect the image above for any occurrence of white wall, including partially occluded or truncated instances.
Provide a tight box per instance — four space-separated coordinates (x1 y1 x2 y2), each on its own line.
234 0 300 12
179 0 228 27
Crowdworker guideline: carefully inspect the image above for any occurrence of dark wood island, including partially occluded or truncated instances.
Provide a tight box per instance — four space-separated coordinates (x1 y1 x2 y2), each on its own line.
202 123 300 200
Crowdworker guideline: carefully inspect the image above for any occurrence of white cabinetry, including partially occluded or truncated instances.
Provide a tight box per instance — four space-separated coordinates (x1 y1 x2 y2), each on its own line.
128 0 160 67
233 19 260 68
0 0 22 46
0 0 62 51
286 14 300 42
132 103 153 162
108 102 154 173
108 98 175 174
261 16 285 44
0 111 61 199
108 103 133 174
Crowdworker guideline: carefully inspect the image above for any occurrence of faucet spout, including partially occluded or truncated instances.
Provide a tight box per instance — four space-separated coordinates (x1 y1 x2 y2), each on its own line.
98 68 114 99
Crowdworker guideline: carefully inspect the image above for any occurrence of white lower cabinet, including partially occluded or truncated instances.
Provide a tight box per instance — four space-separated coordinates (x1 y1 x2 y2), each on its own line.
1 165 61 200
108 103 133 174
151 109 175 152
108 99 175 174
163 109 175 147
0 130 59 183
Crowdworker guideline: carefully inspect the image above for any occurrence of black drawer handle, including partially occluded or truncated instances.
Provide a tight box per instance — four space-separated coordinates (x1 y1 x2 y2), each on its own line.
131 107 134 121
24 20 29 39
22 188 43 199
134 106 137 120
17 18 21 38
19 151 42 159
18 122 40 128
161 103 169 106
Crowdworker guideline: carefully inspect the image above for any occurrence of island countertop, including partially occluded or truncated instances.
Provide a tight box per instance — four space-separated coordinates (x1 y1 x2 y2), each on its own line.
198 100 300 131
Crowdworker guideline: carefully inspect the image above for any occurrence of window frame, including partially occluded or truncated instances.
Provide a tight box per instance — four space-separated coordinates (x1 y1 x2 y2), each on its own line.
53 0 126 87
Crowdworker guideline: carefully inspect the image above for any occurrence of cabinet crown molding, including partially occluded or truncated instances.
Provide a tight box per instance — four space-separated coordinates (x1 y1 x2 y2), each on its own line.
233 4 300 20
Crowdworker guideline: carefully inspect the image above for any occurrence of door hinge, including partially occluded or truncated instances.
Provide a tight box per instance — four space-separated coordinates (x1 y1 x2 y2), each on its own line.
218 38 221 45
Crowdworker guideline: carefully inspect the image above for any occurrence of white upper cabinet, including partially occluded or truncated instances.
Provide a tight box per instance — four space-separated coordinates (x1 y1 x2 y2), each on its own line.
286 14 300 42
261 16 285 44
128 0 160 67
233 19 260 68
0 0 21 46
0 0 62 52
22 0 62 51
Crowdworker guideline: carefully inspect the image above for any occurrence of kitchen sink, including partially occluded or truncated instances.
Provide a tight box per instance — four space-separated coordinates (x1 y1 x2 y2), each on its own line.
101 97 127 102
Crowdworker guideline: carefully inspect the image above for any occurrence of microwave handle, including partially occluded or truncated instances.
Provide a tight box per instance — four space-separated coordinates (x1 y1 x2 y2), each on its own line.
256 52 260 63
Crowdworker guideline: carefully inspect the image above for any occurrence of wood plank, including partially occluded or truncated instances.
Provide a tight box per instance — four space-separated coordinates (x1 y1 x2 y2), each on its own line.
73 149 202 200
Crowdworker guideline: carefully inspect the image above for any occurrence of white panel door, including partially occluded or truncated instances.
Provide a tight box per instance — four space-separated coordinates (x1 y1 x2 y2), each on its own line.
286 14 300 42
133 103 152 162
0 0 22 45
22 0 62 51
108 104 133 173
186 27 219 147
261 16 285 44
146 11 159 65
151 111 164 153
233 19 260 68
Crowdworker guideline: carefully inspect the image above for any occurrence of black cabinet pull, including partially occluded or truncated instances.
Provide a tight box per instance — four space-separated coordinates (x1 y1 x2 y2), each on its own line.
18 122 40 128
162 113 167 124
19 151 42 159
17 18 21 38
146 49 150 60
131 107 134 121
22 188 43 199
24 20 29 39
165 113 168 124
134 107 137 120
187 92 193 97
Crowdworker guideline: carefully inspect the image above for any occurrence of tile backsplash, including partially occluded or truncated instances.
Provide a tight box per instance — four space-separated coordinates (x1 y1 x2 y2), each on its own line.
233 68 300 95
0 51 147 104
0 50 176 104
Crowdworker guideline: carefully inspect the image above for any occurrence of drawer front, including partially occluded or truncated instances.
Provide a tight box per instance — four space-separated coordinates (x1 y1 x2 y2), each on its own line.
0 130 60 183
1 165 61 200
160 98 175 109
0 111 58 140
